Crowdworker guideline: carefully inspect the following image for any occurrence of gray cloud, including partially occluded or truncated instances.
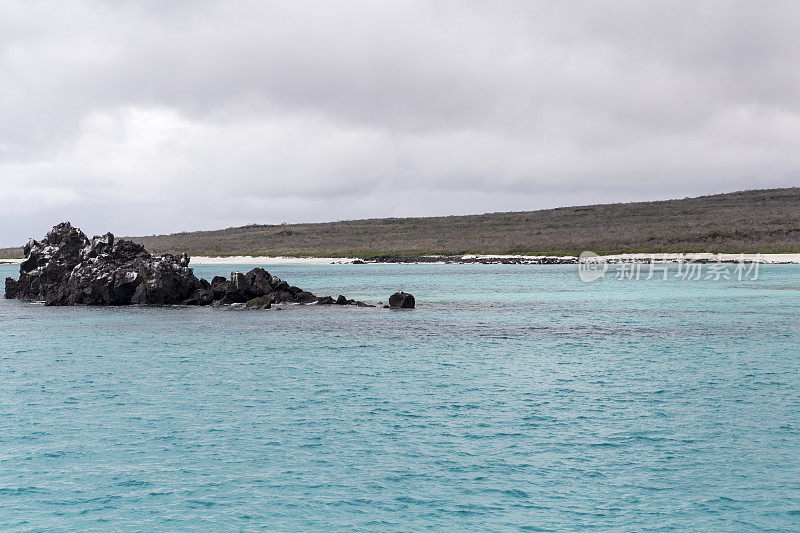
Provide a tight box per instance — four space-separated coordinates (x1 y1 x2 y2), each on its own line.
1 0 799 246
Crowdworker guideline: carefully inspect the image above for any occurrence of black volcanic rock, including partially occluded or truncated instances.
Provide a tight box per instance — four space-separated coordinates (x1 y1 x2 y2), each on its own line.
7 222 201 306
389 291 415 309
4 277 17 299
4 222 369 308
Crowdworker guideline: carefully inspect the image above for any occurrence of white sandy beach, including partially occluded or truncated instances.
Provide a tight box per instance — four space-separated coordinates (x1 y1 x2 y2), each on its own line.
190 253 800 265
190 256 360 265
1 256 362 265
589 253 800 264
4 253 800 265
471 253 800 264
466 253 800 264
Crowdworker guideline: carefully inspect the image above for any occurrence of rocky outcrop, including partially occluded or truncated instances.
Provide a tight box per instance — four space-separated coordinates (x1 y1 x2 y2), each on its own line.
4 222 366 308
194 267 322 307
388 291 415 308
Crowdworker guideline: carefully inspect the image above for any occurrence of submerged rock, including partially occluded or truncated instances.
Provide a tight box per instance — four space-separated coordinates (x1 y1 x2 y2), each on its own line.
4 222 368 308
245 296 272 310
389 291 415 309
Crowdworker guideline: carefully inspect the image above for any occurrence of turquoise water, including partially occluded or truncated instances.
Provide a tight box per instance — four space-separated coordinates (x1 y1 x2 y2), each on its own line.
1 262 799 531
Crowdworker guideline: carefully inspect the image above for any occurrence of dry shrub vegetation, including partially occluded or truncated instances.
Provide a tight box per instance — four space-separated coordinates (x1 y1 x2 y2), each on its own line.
2 188 798 259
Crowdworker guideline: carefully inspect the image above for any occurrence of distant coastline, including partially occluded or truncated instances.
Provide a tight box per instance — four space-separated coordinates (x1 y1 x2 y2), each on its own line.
128 188 800 259
3 189 799 262
5 253 800 266
189 253 800 265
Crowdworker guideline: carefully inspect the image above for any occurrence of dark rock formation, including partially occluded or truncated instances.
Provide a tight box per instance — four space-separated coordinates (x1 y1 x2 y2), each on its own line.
5 277 17 298
4 222 201 306
4 222 367 308
389 291 415 309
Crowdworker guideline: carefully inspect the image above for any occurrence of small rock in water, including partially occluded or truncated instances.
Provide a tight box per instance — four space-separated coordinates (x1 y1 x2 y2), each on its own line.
388 291 415 309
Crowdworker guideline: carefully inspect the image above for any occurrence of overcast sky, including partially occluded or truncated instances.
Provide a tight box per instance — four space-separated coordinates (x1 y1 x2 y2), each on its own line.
1 1 799 246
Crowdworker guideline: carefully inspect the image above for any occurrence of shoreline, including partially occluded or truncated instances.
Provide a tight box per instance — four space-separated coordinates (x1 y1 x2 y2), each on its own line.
190 255 360 265
4 253 800 266
190 253 800 265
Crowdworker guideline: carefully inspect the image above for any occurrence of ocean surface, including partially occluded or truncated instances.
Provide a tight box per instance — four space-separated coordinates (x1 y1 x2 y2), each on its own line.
1 262 799 531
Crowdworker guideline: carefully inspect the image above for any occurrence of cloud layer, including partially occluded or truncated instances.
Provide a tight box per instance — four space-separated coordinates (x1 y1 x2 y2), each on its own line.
1 0 799 245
